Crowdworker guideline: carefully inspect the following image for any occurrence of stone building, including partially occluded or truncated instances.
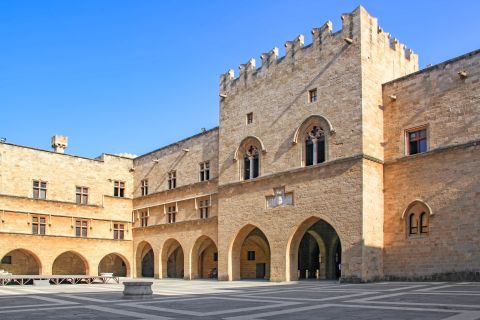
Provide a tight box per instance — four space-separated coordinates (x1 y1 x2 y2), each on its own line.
0 6 478 282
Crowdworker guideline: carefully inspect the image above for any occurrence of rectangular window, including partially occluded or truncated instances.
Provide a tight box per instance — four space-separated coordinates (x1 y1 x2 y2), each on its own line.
167 206 176 224
1 256 12 264
141 179 149 196
32 216 46 235
33 180 47 199
113 223 125 240
75 219 88 238
246 112 253 124
199 161 210 182
140 211 148 227
113 181 125 197
309 88 317 103
247 251 256 261
168 171 176 190
213 252 218 262
407 128 427 155
199 199 210 219
75 186 89 205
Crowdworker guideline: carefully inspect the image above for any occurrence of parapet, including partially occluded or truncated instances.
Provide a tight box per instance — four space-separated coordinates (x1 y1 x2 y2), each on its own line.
219 6 417 93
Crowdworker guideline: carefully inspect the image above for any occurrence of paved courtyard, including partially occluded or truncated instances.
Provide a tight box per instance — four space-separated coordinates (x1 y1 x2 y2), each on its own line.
0 280 479 319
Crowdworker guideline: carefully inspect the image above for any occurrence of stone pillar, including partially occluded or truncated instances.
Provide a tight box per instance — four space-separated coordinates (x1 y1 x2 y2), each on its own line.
249 156 254 179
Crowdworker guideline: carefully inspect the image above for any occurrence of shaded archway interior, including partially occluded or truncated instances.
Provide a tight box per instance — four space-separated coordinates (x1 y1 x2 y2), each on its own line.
297 219 341 280
240 228 271 280
197 238 218 279
52 251 88 275
137 242 154 278
0 249 41 275
98 253 129 277
162 239 184 279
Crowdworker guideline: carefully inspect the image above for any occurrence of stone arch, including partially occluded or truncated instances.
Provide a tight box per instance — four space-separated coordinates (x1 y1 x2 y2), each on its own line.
161 238 184 279
401 199 433 219
190 235 218 279
98 253 130 277
403 200 432 237
286 216 343 281
293 114 335 144
52 251 89 275
136 241 154 278
0 249 42 275
234 136 267 161
229 224 271 281
293 115 334 166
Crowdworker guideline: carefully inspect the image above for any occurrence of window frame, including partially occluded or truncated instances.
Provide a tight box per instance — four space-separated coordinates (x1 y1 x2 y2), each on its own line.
167 205 177 224
199 199 210 219
140 211 149 227
33 180 47 199
246 112 253 124
113 181 125 198
308 88 318 103
75 186 89 205
141 179 149 196
405 126 428 156
247 251 256 261
168 171 177 190
199 161 210 182
32 215 47 235
113 223 125 240
75 219 88 238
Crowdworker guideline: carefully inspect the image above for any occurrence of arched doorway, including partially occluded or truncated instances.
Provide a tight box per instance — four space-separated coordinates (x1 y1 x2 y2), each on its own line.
0 249 41 275
162 239 184 279
288 217 342 281
230 225 271 281
191 236 218 279
52 251 88 275
136 241 154 278
98 253 129 277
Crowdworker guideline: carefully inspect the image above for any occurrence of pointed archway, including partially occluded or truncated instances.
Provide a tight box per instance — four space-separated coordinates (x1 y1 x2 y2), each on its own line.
190 235 218 279
229 225 271 281
161 239 184 279
0 249 42 275
98 253 130 277
287 217 342 281
52 251 88 275
136 241 154 278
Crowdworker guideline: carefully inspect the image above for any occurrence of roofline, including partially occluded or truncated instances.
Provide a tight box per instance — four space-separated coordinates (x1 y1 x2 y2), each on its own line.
0 142 133 162
383 48 480 87
134 126 219 160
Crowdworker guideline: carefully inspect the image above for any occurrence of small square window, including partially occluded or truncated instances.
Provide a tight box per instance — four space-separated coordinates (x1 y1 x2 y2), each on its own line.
309 88 317 103
247 251 255 261
1 256 12 264
246 112 253 124
406 128 427 155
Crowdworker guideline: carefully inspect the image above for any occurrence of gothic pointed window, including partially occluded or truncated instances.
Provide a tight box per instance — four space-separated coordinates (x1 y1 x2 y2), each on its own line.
405 200 431 238
305 126 325 166
420 212 428 234
244 145 259 180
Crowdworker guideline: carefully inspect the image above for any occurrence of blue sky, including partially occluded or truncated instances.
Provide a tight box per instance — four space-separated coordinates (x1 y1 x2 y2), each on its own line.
1 1 479 158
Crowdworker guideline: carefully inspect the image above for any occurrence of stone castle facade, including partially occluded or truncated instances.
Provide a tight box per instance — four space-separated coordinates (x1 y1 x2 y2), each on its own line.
1 6 479 282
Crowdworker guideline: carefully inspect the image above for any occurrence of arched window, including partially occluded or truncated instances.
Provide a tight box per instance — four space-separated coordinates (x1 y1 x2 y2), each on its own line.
305 126 325 166
235 136 265 181
420 212 428 234
403 200 432 238
293 115 333 167
408 213 418 235
244 145 259 180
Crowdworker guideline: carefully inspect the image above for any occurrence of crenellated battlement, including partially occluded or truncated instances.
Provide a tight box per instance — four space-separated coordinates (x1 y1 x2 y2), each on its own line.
220 6 418 94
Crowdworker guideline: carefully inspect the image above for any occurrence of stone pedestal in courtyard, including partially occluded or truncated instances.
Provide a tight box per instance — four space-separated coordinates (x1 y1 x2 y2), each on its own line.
123 281 153 299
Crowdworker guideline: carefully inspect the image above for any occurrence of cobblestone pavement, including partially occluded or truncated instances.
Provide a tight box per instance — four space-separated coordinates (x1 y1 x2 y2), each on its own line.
0 280 479 319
